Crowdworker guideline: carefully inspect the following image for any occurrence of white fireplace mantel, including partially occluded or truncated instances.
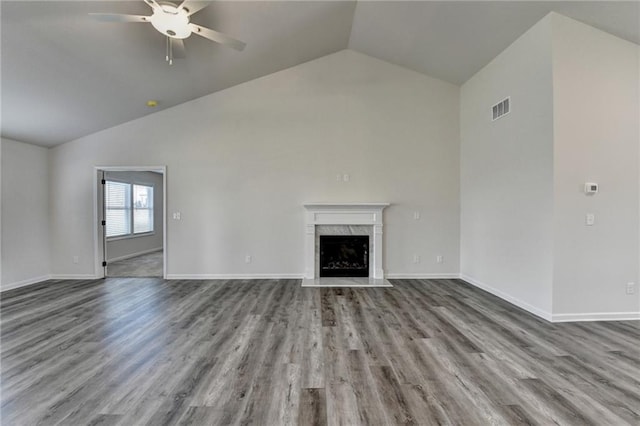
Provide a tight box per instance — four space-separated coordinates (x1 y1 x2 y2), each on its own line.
303 203 390 280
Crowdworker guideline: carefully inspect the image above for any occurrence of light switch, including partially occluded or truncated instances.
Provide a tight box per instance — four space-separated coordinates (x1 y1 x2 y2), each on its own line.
173 212 181 220
585 213 595 226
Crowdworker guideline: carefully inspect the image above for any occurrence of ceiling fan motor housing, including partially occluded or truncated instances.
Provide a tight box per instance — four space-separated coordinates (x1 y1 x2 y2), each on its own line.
150 2 191 39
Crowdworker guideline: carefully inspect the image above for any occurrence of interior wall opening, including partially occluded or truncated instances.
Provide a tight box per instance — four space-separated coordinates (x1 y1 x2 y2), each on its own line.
95 167 167 279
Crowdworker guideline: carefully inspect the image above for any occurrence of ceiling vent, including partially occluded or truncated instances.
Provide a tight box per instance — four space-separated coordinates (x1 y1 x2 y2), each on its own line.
492 97 510 121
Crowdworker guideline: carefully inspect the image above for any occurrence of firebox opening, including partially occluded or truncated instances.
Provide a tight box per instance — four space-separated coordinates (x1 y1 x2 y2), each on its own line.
319 235 369 277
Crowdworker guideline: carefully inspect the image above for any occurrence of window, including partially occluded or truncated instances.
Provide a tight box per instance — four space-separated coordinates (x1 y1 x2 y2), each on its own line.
105 181 154 238
133 184 154 234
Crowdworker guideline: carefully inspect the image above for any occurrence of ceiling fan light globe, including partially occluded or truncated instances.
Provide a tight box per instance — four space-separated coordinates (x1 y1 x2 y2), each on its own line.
150 4 191 39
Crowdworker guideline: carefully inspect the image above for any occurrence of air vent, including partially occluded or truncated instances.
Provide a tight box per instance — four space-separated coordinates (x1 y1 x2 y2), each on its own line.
492 97 510 121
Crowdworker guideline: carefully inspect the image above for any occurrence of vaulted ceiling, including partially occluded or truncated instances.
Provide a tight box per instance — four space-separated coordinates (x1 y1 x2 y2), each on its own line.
2 1 638 147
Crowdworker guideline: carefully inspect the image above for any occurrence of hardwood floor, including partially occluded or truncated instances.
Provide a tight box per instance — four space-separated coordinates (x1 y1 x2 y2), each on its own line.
106 250 163 278
1 278 638 425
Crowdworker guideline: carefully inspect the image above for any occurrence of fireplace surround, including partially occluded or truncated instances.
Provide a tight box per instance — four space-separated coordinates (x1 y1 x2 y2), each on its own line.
303 203 389 282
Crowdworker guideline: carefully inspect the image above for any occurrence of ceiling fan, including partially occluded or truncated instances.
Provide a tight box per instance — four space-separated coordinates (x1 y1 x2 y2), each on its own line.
89 0 246 65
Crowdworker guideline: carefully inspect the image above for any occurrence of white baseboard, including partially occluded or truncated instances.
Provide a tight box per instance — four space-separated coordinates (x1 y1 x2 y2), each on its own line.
459 274 553 322
1 275 50 292
552 312 640 322
386 273 460 279
49 274 101 280
107 247 163 263
165 273 305 280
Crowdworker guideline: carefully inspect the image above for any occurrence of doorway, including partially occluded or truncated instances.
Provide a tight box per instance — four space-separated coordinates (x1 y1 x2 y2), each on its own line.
94 166 167 279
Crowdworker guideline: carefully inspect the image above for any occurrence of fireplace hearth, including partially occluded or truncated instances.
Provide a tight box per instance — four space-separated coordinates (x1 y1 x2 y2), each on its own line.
320 235 369 277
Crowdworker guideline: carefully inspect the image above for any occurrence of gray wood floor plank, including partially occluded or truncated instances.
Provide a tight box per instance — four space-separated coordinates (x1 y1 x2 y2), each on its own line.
300 308 325 389
369 365 416 425
298 388 327 426
346 350 390 426
2 277 639 425
420 336 513 425
323 325 361 426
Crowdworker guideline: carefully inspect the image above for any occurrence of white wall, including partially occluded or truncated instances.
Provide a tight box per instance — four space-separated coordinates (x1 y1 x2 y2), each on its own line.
460 16 555 317
104 171 164 262
1 138 50 289
461 12 639 321
48 50 460 279
551 14 640 318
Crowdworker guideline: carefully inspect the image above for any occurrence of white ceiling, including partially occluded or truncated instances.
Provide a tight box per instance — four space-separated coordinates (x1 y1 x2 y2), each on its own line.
2 1 638 147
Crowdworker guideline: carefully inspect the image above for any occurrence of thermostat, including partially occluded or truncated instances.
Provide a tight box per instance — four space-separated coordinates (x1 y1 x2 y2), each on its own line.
584 182 598 194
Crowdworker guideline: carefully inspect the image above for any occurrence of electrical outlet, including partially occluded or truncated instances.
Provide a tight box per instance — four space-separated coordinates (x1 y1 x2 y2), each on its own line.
172 212 181 220
626 282 636 295
413 254 420 264
413 211 420 220
436 255 443 264
245 255 252 264
343 173 350 182
72 256 79 264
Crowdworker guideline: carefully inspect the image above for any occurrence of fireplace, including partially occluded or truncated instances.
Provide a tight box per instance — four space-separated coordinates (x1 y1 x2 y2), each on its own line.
303 203 389 281
319 235 369 277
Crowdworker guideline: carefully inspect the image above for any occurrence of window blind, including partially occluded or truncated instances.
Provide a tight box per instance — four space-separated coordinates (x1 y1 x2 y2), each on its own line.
105 181 131 237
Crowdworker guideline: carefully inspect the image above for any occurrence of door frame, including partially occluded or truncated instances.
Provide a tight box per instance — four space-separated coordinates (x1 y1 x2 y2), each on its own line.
93 166 167 279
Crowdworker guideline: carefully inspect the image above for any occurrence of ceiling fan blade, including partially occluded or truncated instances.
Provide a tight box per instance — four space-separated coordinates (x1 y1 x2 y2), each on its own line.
189 24 246 51
89 13 150 23
177 1 210 16
172 39 187 59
